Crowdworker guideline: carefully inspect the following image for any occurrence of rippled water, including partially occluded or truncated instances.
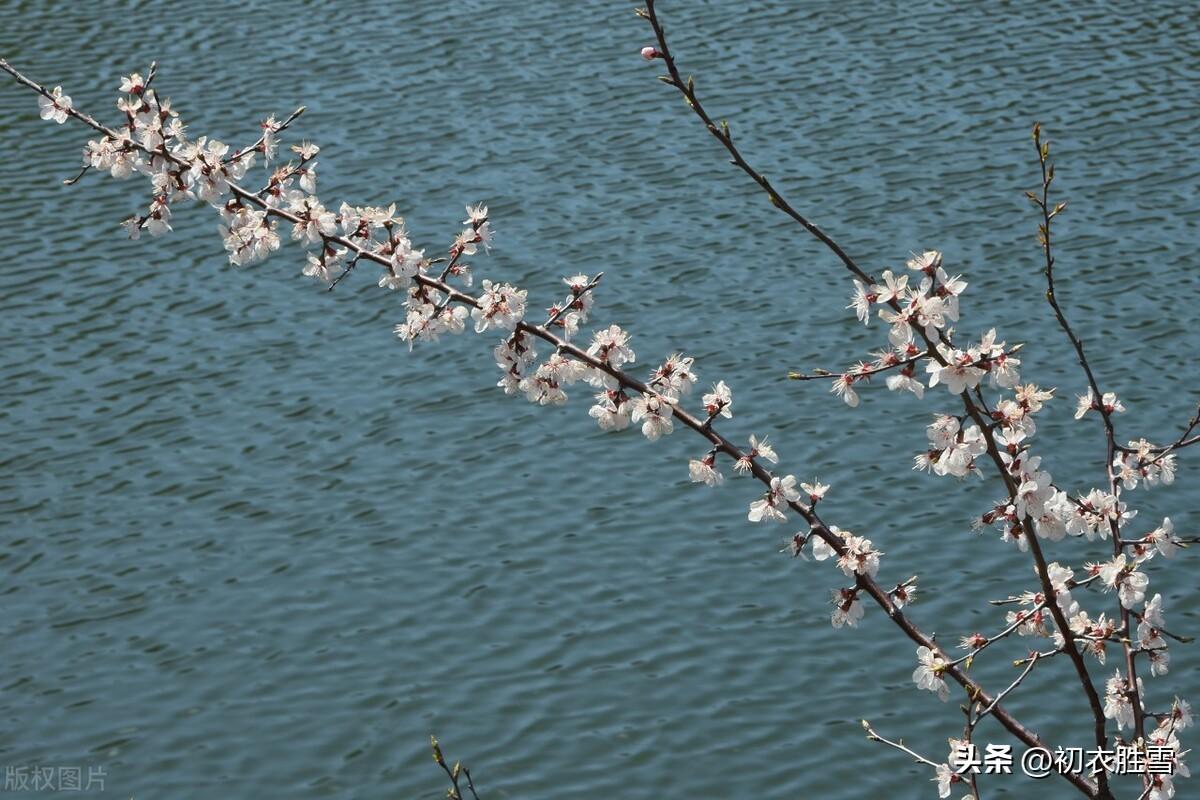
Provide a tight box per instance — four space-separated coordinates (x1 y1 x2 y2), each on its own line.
1 1 1197 798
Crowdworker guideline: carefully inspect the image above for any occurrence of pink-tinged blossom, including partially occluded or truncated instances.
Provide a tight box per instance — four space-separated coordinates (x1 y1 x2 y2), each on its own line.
921 416 985 479
933 763 962 798
640 46 660 60
702 380 732 419
287 196 337 245
1103 671 1141 731
649 353 697 400
38 85 72 123
688 453 723 487
905 249 942 274
747 474 800 523
831 373 860 407
143 195 172 236
302 246 345 284
1099 554 1149 608
836 533 882 578
926 267 967 321
394 304 468 351
926 345 985 395
519 352 587 406
800 479 828 504
463 203 488 226
181 137 234 204
118 73 145 95
586 324 636 372
734 434 778 474
588 389 632 432
890 580 916 609
913 645 950 701
120 215 142 240
494 334 537 395
872 269 908 303
1142 593 1166 631
847 279 876 324
810 528 841 562
1075 389 1126 420
630 392 674 440
1145 517 1180 559
1031 490 1072 541
1013 469 1053 520
830 588 865 628
1170 697 1193 732
456 220 494 256
471 280 527 333
219 206 280 266
379 238 424 291
885 366 924 399
1114 438 1178 489
909 293 948 339
1140 616 1170 677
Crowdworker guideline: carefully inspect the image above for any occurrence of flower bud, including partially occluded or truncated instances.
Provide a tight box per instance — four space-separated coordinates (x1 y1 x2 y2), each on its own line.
640 46 659 60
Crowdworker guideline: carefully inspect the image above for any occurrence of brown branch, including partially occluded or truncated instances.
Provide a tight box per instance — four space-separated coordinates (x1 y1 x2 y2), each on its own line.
636 10 1110 795
0 54 1104 799
861 720 942 769
431 736 482 800
224 105 307 164
639 1 875 286
975 653 1042 724
1030 124 1144 769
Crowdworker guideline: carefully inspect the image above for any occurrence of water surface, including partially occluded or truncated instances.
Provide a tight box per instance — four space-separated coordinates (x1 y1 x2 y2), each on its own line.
0 1 1197 797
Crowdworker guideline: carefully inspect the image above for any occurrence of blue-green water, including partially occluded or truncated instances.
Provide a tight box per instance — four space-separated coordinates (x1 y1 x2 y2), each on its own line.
1 2 1197 798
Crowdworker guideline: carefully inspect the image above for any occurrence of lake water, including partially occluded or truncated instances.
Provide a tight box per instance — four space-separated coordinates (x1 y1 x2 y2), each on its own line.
1 1 1197 798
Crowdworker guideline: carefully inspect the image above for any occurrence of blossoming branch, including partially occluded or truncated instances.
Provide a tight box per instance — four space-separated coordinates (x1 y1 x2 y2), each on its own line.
3 7 1197 796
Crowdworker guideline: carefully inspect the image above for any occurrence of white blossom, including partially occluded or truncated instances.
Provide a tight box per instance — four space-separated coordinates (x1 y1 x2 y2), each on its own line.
926 345 985 395
836 533 882 578
471 280 527 333
38 85 72 123
1103 671 1140 731
1099 554 1149 609
830 588 864 628
630 392 674 441
688 453 723 487
588 389 631 432
649 353 697 400
913 645 950 701
702 380 733 419
735 434 778 474
747 474 800 523
219 206 279 266
586 325 636 371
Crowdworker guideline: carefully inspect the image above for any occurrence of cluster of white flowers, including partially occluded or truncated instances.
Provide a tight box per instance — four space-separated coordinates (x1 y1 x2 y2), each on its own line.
472 279 527 333
219 206 279 266
1143 697 1194 794
702 380 733 419
1114 438 1178 490
629 391 675 439
830 587 865 629
849 251 966 343
1074 388 1125 420
38 85 72 124
1097 553 1149 609
913 645 950 702
546 274 594 341
748 474 800 522
914 415 986 479
1103 670 1144 731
